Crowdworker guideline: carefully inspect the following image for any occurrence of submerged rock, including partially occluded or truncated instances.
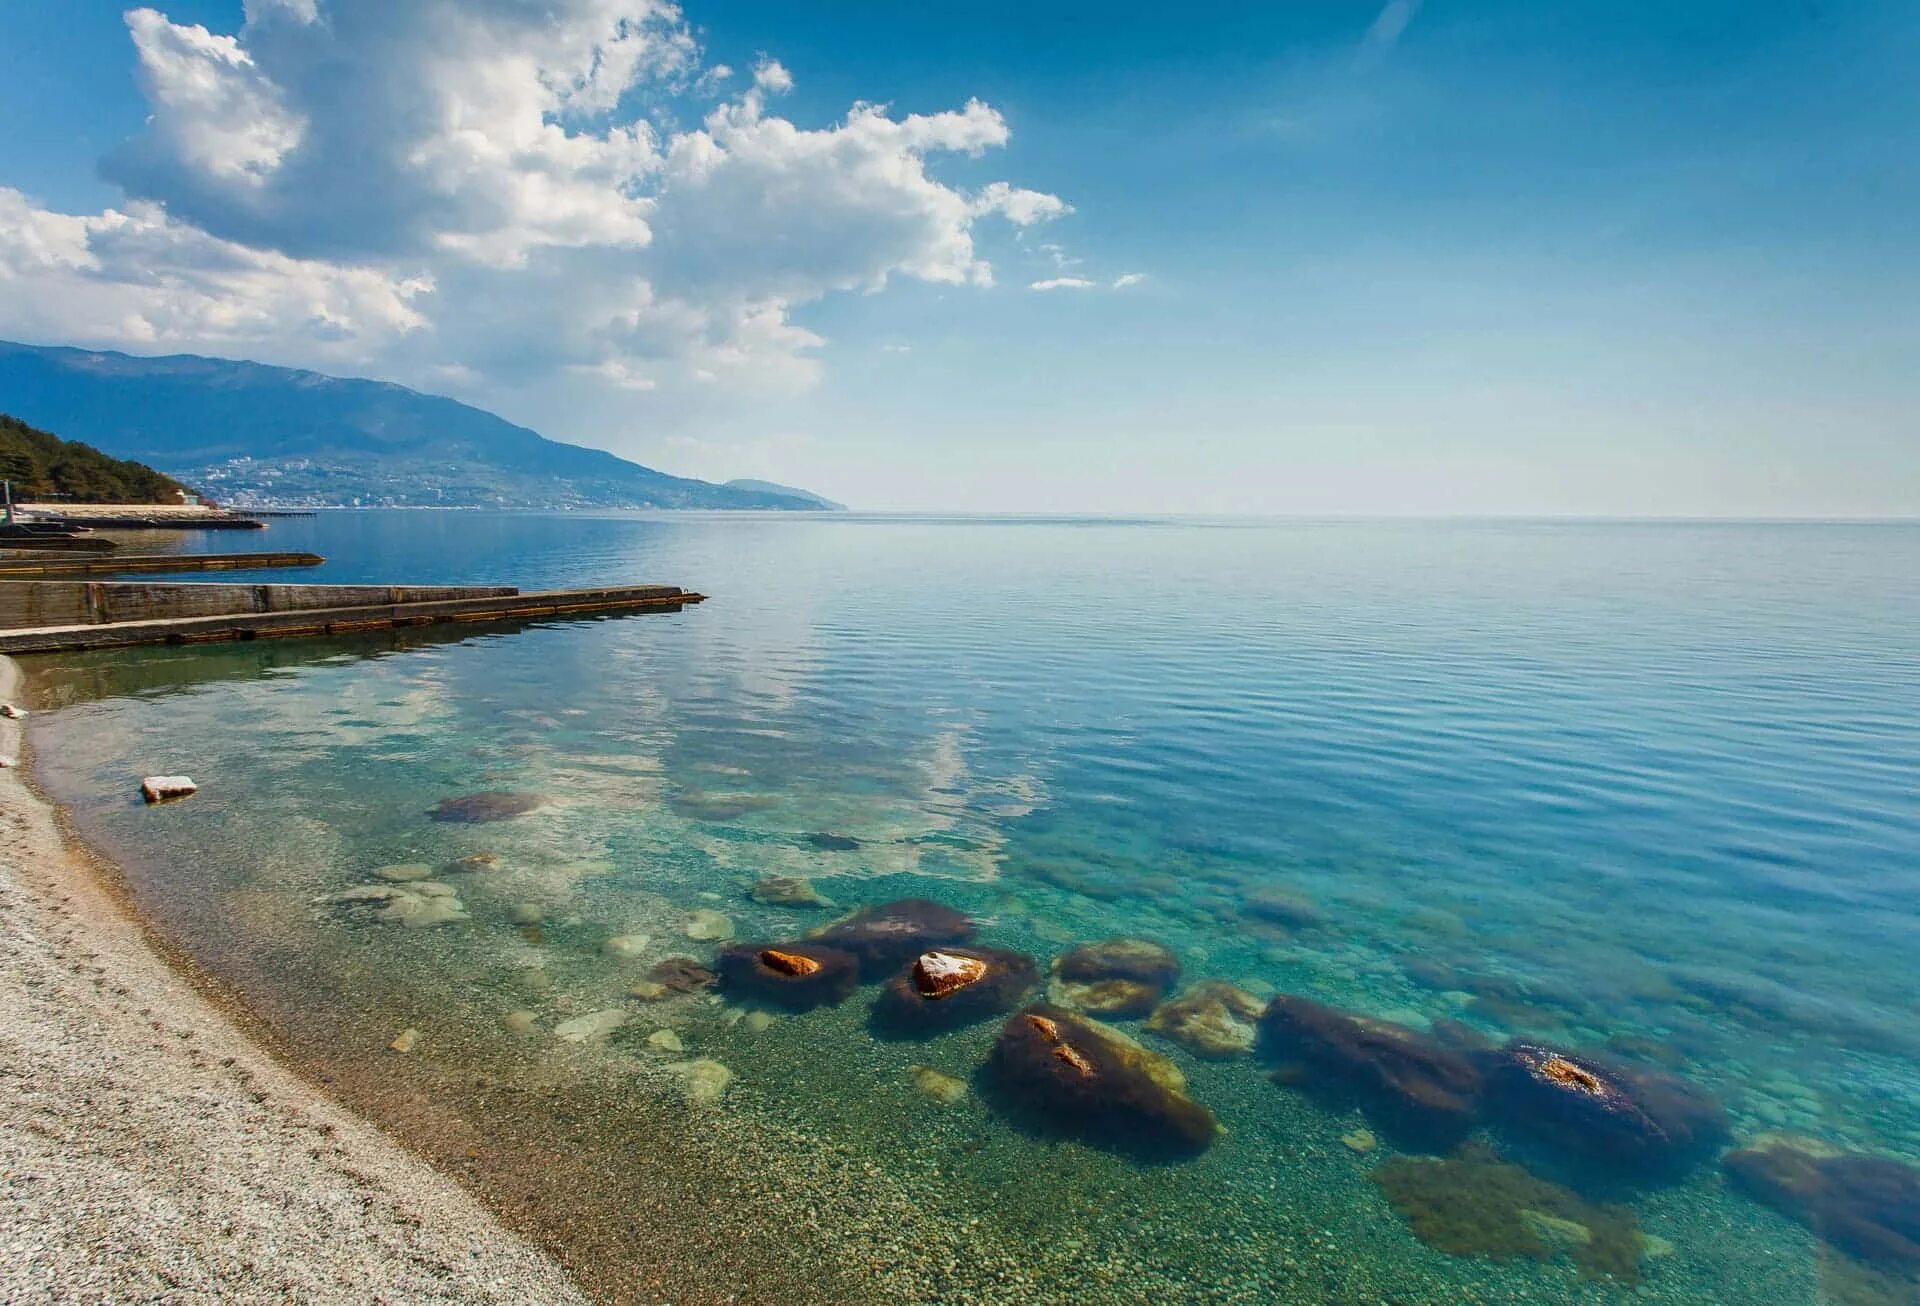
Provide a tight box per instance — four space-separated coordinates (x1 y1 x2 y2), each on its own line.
323 883 469 928
806 832 862 852
1724 1136 1920 1268
751 875 832 908
1241 887 1324 930
1257 995 1483 1149
647 957 718 994
502 1010 539 1035
505 902 544 926
1373 1141 1650 1284
811 899 975 979
671 791 778 822
1145 982 1265 1058
444 852 500 873
1342 1128 1378 1154
601 933 651 958
672 1058 733 1105
684 909 735 941
1051 938 1180 1019
627 980 669 1001
555 1009 628 1043
139 775 197 804
717 942 860 1011
389 1028 419 1053
986 1003 1219 1158
428 792 550 823
1483 1042 1728 1180
646 1028 685 1053
909 1065 968 1105
870 946 1039 1036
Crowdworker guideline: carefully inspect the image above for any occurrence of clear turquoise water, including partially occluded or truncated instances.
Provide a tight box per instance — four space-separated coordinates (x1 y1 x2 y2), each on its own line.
24 514 1920 1303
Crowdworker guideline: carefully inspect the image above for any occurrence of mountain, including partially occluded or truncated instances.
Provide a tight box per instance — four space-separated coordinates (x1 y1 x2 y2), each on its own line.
0 341 840 511
0 413 190 504
724 479 846 511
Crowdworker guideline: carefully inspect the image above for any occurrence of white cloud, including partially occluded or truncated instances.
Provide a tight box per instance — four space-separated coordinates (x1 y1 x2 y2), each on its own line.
1111 272 1147 289
752 57 794 94
1029 276 1096 291
0 0 1071 415
0 187 427 359
974 181 1072 226
1359 0 1424 63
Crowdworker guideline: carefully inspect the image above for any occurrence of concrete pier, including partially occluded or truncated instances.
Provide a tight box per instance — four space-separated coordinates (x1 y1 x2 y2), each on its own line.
0 551 325 577
0 583 702 654
0 581 518 631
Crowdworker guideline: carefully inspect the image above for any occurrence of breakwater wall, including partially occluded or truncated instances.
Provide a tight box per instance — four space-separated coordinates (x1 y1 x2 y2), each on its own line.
0 581 516 631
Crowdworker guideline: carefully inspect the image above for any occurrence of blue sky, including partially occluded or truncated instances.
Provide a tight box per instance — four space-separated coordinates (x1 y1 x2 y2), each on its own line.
0 1 1914 513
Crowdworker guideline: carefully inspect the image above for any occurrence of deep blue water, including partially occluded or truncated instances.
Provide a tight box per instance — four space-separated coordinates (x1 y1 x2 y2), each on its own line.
24 513 1920 1303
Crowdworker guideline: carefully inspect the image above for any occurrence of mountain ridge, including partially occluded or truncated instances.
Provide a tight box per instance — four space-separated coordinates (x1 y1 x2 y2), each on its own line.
0 340 842 511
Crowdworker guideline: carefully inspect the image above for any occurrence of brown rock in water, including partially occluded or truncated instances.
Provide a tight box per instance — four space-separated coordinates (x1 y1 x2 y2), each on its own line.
986 1003 1219 1158
870 946 1039 1036
444 852 499 873
914 951 988 998
1051 939 1179 1018
1724 1136 1920 1268
1145 982 1265 1058
1373 1141 1650 1285
1257 995 1483 1149
717 941 859 1011
1483 1041 1728 1180
811 898 974 978
646 956 717 994
428 792 549 823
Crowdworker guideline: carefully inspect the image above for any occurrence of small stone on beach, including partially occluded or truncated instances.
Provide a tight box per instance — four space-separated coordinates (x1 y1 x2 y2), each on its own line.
389 1028 420 1053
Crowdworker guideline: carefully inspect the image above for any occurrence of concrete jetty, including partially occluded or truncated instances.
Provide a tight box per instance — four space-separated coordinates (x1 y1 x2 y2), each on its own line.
0 581 702 654
0 551 324 576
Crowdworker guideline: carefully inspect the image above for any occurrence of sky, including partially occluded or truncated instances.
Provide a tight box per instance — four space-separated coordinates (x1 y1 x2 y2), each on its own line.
0 0 1914 514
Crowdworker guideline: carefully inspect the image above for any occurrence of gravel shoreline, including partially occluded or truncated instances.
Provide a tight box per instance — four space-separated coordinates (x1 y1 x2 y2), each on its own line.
0 655 588 1304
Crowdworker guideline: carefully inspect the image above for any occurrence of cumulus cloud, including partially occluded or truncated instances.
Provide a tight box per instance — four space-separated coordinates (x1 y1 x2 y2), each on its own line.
0 187 427 358
1029 277 1096 291
0 0 1071 416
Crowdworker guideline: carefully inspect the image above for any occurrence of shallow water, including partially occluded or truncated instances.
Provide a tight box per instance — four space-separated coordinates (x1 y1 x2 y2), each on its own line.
25 513 1920 1303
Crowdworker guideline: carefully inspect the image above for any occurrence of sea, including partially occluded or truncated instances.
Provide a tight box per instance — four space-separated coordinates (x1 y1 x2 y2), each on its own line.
23 512 1920 1303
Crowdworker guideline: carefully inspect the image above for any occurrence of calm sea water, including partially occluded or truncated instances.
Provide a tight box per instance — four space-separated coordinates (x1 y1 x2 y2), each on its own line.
24 513 1920 1304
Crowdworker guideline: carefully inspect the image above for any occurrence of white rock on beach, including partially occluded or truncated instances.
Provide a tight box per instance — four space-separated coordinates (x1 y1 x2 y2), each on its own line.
0 703 24 719
140 775 198 804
